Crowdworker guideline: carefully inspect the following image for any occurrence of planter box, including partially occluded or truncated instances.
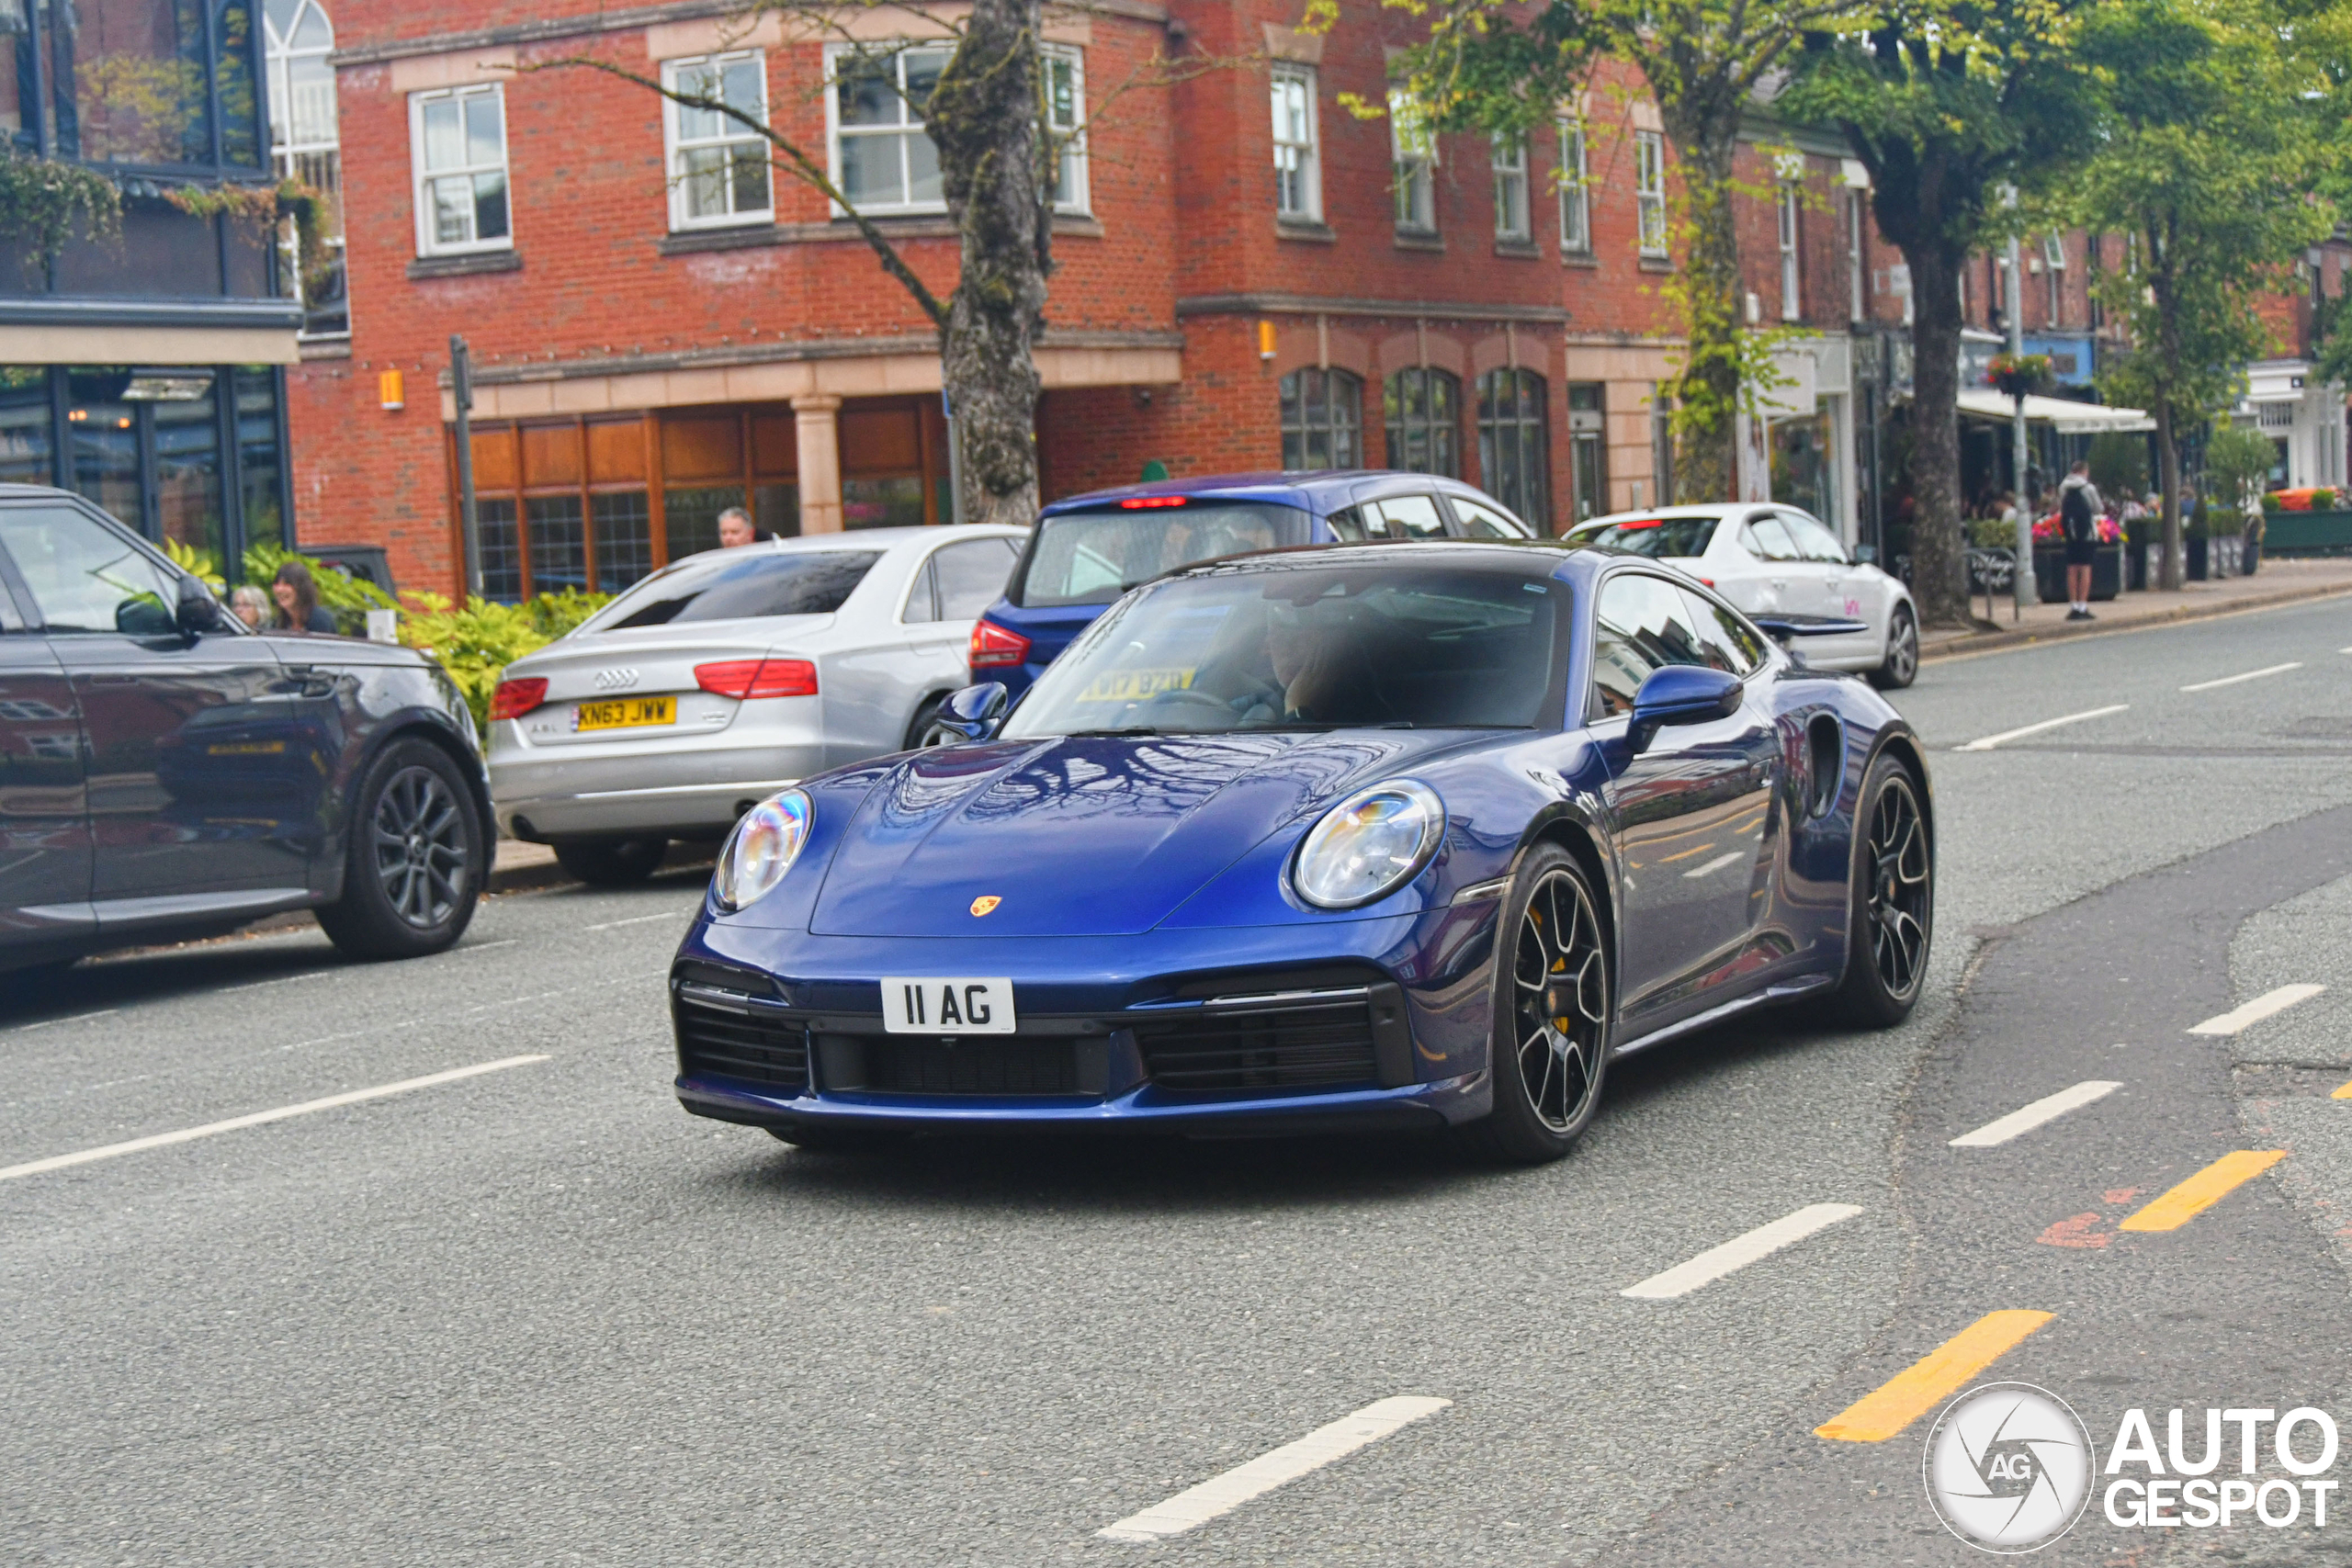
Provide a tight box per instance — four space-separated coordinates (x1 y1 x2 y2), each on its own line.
2032 544 2121 604
2262 508 2352 555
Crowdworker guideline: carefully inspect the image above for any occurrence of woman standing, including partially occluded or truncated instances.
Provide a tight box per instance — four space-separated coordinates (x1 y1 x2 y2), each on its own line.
272 560 338 634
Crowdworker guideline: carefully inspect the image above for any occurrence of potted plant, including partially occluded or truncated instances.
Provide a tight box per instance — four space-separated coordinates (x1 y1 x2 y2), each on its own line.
1986 352 2054 399
2030 513 2124 603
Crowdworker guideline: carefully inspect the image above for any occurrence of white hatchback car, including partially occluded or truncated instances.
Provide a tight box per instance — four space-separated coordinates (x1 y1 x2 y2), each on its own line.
1566 503 1918 689
487 525 1026 884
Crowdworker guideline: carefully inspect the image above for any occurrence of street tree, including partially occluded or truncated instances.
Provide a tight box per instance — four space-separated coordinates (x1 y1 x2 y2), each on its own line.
1778 2 2091 626
536 1 1208 529
2069 0 2332 589
1374 0 1847 503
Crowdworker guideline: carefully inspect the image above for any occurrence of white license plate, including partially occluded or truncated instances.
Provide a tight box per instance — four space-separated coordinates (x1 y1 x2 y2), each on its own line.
881 976 1016 1034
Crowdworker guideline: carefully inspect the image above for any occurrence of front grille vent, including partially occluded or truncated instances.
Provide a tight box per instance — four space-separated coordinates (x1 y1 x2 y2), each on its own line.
674 980 808 1091
825 1034 1090 1097
1134 992 1383 1091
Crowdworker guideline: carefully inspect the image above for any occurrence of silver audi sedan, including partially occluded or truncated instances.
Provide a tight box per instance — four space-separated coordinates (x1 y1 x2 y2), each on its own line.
487 525 1026 884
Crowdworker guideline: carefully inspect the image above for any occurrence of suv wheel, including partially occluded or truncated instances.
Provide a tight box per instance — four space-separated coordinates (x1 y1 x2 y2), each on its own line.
317 739 484 960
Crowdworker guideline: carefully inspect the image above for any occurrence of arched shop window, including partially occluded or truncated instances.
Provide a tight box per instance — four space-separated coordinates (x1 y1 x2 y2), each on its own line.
1476 368 1550 531
1279 367 1362 470
1384 367 1460 477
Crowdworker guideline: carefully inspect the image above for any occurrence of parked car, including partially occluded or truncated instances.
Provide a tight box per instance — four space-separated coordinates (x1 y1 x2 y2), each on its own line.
0 486 491 976
488 525 1027 885
673 539 1932 1161
1564 503 1919 688
967 470 1536 697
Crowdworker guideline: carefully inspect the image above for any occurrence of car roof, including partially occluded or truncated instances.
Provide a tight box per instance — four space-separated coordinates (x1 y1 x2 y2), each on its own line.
1572 503 1755 530
1041 469 1471 515
664 524 1024 570
1165 537 1586 579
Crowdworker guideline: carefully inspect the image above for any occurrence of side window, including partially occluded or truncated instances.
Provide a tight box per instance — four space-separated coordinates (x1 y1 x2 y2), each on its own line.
931 537 1018 620
0 508 179 636
1451 495 1527 538
1678 586 1765 676
901 558 939 623
1743 513 1800 561
1590 573 1708 716
1323 504 1369 542
1781 511 1849 564
1366 495 1447 539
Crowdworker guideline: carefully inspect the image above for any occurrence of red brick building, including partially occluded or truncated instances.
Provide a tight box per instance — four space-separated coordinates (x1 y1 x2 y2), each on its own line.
290 0 1903 599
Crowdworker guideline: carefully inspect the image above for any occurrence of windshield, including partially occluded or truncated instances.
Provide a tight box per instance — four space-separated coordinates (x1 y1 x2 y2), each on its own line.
1572 516 1720 558
582 549 882 631
1012 502 1313 607
1001 562 1562 738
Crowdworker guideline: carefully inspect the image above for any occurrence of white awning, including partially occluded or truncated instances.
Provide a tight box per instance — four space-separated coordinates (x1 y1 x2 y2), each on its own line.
1957 389 2154 434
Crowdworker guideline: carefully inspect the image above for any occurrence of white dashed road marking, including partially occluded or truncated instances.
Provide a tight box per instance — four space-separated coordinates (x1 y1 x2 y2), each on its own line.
0 1055 550 1182
1096 1397 1451 1542
1949 1080 2122 1147
1620 1203 1864 1301
2180 661 2301 693
1953 705 2130 752
2188 984 2326 1036
585 911 685 931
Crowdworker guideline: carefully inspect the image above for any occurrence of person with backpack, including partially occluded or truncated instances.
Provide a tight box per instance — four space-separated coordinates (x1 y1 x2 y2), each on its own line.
2057 459 2103 620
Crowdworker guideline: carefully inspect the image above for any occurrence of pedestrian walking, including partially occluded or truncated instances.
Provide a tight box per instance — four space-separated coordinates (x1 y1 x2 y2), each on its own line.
271 559 338 634
2057 460 2102 620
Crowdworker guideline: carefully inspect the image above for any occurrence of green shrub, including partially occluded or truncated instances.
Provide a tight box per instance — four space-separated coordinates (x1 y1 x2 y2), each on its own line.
395 589 613 736
2206 424 2279 519
2086 433 2147 503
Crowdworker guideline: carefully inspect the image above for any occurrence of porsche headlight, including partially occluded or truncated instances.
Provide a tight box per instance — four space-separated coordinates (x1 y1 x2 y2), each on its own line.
1291 780 1445 910
713 789 812 911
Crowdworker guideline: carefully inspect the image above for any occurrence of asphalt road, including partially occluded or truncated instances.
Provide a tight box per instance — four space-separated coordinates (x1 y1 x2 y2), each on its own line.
5 592 2351 1566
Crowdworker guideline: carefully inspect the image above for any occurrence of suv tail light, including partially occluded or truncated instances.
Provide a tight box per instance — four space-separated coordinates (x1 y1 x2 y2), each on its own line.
695 659 819 699
489 677 548 721
968 618 1031 670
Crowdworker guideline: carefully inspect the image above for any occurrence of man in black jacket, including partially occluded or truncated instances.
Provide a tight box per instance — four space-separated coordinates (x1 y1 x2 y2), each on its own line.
2057 460 2103 620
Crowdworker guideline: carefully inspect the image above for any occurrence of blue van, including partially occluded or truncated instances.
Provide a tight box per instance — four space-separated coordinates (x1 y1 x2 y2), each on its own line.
968 470 1537 695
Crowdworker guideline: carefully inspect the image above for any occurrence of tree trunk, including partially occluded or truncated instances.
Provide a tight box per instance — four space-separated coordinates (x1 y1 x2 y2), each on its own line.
927 0 1048 527
2154 402 2182 592
1905 241 1969 626
1662 118 1741 504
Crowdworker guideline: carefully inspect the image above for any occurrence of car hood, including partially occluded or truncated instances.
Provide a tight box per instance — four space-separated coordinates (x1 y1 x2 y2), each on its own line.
808 730 1445 937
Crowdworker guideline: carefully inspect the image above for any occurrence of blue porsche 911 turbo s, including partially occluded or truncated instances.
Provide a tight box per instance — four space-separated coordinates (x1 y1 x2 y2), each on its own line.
670 539 1934 1163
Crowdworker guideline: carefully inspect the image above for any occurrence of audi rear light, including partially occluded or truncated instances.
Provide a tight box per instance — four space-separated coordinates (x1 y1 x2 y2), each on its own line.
489 677 548 721
695 658 819 699
1696 577 1715 587
968 618 1031 670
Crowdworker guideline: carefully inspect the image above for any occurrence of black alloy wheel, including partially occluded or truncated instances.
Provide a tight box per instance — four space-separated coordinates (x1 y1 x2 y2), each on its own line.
1827 753 1933 1025
318 739 484 960
1464 845 1611 1164
1871 604 1919 690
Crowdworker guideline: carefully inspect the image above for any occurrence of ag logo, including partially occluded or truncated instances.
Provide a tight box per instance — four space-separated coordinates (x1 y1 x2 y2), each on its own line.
969 895 1001 917
1924 1382 2095 1553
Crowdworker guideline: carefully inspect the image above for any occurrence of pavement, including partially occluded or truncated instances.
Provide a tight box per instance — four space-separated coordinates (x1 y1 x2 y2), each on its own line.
5 592 2351 1565
1922 553 2352 662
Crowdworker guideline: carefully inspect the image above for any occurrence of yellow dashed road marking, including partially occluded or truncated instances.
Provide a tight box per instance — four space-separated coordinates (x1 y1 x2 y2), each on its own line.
2117 1150 2286 1232
1815 1310 2055 1443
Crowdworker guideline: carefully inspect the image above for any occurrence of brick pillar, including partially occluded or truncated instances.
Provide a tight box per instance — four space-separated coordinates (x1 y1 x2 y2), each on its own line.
793 394 842 534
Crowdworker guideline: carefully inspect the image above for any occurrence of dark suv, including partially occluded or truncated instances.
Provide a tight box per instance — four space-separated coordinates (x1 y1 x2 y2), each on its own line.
0 487 491 977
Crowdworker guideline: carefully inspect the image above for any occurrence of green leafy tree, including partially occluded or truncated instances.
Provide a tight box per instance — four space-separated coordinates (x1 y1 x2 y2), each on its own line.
2071 0 2332 589
1780 1 2091 625
1378 0 1847 502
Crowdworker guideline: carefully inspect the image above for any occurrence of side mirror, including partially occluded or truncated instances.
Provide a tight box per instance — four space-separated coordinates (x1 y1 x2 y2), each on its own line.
175 577 226 637
1628 665 1742 749
1853 545 1879 564
924 682 1009 746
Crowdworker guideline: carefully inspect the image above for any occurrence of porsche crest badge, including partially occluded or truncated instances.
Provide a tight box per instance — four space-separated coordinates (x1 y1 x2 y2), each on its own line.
969 896 1001 917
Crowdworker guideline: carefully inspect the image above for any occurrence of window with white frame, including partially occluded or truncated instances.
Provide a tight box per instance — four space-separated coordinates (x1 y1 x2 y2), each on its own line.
1847 189 1865 321
1634 130 1667 256
266 0 344 333
663 52 772 229
1492 135 1529 242
1391 89 1436 232
1271 66 1320 220
1043 45 1088 214
410 85 510 255
829 42 950 213
1777 185 1801 320
2043 232 2065 324
1556 120 1589 253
